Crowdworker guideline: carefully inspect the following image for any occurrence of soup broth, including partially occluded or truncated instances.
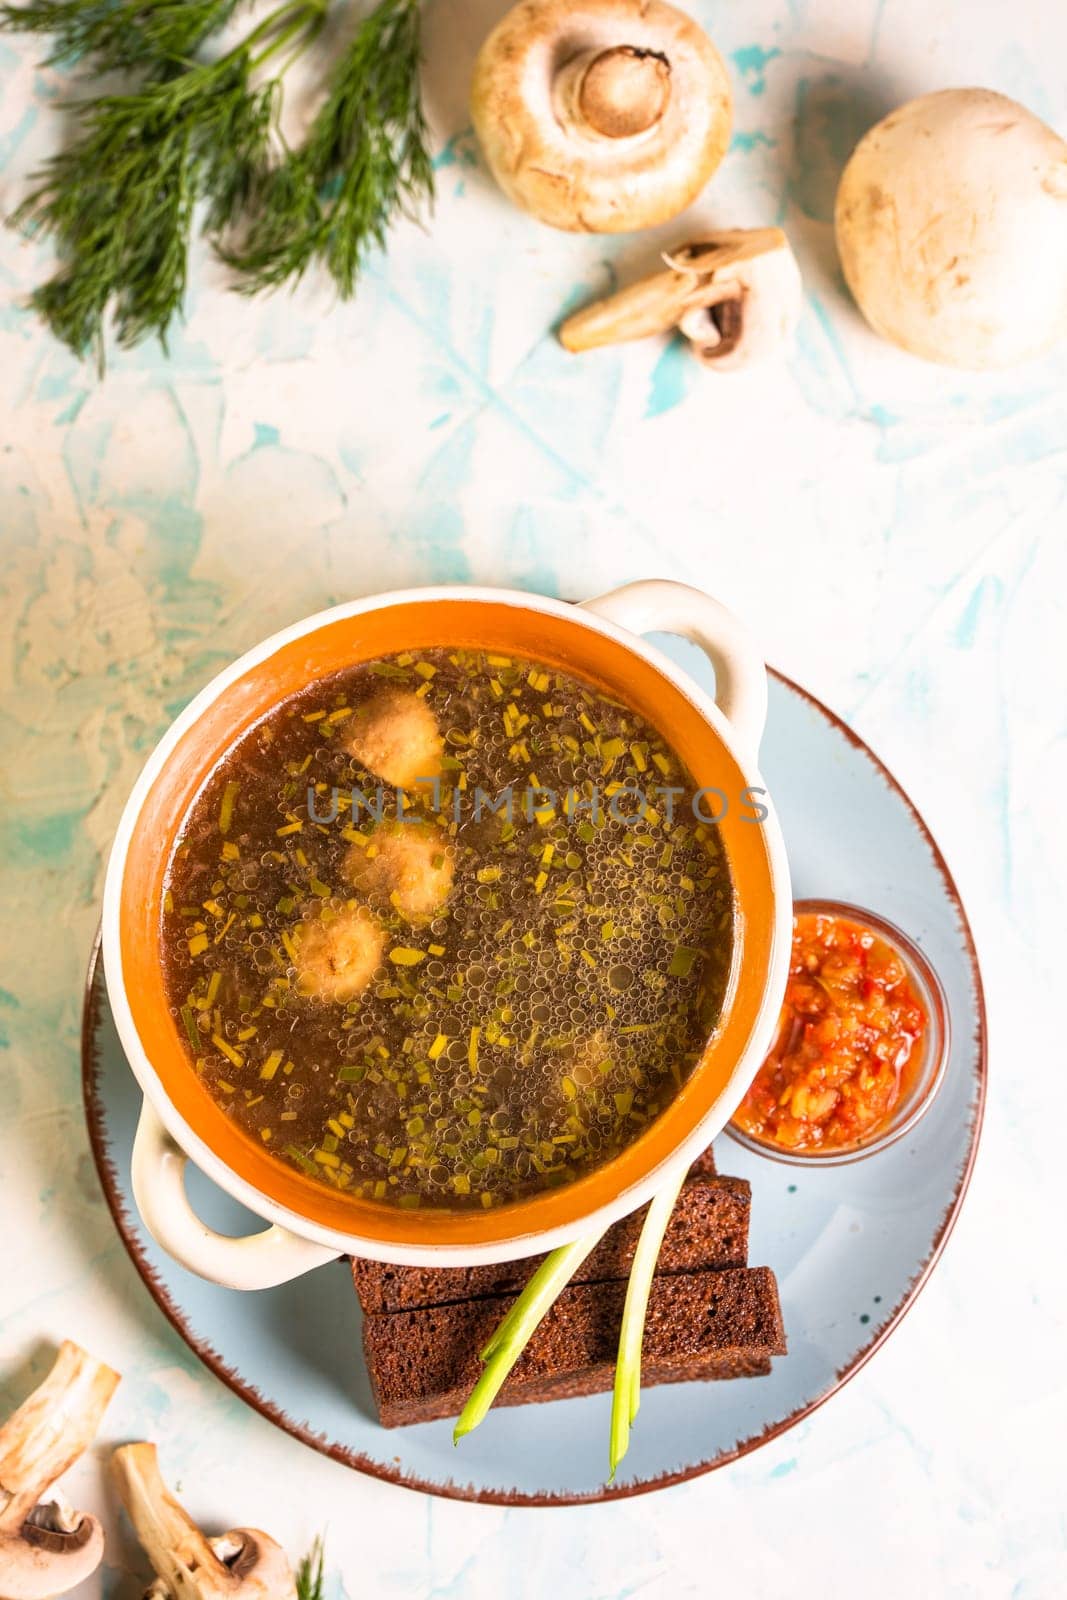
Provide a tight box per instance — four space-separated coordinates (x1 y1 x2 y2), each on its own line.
162 649 735 1211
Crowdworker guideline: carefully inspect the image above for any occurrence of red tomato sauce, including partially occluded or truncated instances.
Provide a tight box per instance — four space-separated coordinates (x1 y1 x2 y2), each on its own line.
733 911 928 1153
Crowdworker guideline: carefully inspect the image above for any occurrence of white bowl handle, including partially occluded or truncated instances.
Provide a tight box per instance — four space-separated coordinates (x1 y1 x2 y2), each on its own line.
581 580 768 754
132 1100 339 1290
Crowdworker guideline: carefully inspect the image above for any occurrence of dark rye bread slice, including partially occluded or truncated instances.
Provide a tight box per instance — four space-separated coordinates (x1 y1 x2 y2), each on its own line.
364 1266 785 1427
685 1142 718 1180
352 1174 749 1314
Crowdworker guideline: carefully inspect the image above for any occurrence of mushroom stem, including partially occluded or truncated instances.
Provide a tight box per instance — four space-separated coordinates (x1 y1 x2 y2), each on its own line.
555 46 671 139
113 1443 297 1599
0 1342 119 1536
559 228 786 351
559 264 705 350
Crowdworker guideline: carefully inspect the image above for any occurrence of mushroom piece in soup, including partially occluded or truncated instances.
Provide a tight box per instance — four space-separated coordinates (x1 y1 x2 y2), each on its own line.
344 819 455 923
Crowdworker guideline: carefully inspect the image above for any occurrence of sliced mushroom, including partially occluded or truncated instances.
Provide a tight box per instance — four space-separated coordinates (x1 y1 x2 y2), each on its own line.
0 1340 119 1599
113 1442 297 1599
344 687 444 790
290 904 386 1003
559 228 803 370
470 0 732 233
343 819 455 923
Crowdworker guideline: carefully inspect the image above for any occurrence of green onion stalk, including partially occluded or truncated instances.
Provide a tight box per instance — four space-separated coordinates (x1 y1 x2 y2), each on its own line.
453 1160 690 1481
608 1163 687 1479
453 1231 608 1443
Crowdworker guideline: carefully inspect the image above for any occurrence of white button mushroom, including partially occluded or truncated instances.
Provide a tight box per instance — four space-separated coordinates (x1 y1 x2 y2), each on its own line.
344 820 455 923
0 1340 119 1600
344 688 444 791
291 906 386 1002
835 88 1067 368
470 0 732 233
559 228 803 370
113 1442 297 1599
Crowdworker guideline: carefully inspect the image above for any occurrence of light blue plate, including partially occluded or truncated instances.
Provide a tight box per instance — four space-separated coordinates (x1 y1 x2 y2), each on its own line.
82 655 985 1503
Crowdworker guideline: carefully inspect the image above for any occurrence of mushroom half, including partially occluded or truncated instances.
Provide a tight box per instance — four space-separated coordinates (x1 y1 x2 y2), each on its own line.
560 228 803 370
0 1340 119 1600
113 1442 297 1599
470 0 732 233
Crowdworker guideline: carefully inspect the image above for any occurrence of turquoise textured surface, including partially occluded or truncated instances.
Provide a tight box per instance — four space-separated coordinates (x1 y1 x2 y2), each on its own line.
1 0 1064 1594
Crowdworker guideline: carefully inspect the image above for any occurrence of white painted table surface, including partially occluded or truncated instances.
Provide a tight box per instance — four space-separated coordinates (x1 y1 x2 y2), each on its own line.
0 0 1064 1594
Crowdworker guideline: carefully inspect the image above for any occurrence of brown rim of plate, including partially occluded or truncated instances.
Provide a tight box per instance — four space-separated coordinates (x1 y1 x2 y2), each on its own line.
80 666 987 1507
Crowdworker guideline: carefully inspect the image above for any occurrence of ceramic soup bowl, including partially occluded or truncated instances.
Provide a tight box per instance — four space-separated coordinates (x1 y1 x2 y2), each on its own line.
102 581 791 1289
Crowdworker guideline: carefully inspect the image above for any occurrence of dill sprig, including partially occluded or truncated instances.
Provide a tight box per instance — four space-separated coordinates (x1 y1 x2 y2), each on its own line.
6 0 433 362
296 1536 326 1600
11 0 325 361
0 0 243 70
224 0 433 296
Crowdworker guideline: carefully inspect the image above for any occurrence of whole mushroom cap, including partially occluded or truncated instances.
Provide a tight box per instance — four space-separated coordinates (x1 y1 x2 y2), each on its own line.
835 88 1067 368
470 0 733 233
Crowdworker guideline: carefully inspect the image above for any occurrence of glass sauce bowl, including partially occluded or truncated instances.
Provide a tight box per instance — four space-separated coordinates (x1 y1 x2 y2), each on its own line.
726 898 950 1167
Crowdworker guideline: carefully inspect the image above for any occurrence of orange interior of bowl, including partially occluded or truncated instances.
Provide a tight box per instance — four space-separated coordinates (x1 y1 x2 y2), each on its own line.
119 598 777 1247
